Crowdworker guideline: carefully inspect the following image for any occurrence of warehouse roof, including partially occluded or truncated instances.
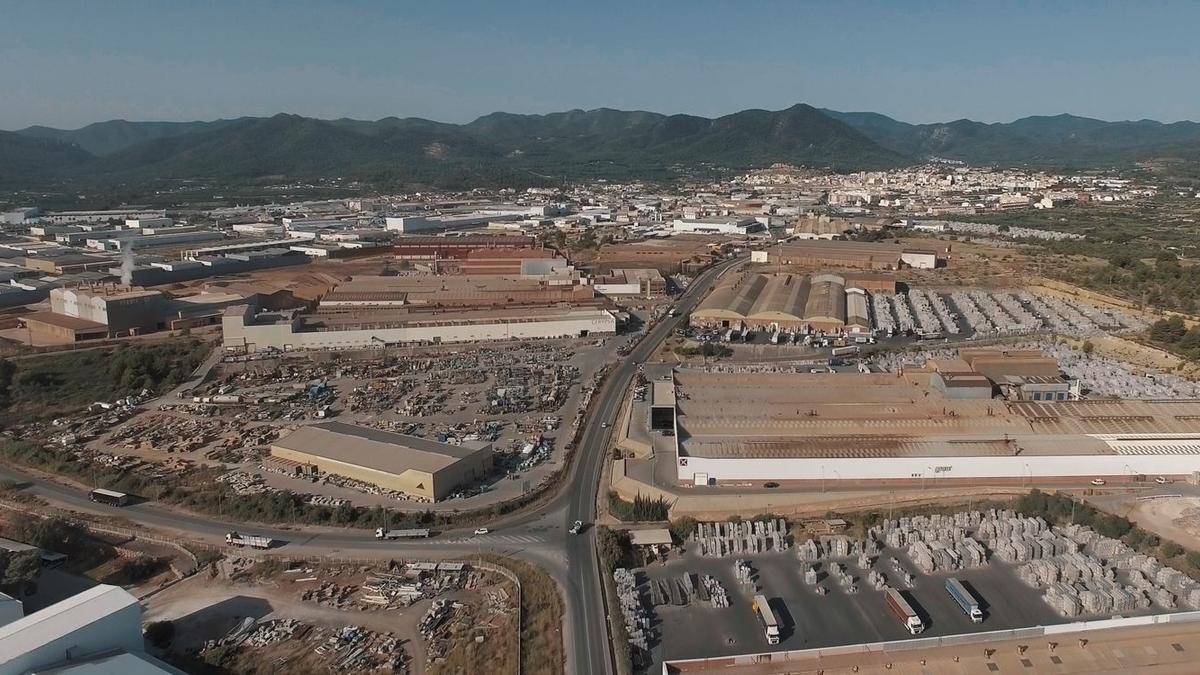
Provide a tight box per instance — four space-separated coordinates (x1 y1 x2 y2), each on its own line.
274 422 490 475
0 585 138 660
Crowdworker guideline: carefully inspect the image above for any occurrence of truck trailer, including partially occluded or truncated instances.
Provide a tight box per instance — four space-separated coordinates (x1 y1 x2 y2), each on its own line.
88 488 129 507
831 345 859 357
884 588 925 634
751 594 781 644
945 577 984 622
225 532 274 549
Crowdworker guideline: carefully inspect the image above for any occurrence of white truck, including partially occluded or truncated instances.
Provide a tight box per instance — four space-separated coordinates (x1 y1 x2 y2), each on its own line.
225 532 274 549
751 594 781 644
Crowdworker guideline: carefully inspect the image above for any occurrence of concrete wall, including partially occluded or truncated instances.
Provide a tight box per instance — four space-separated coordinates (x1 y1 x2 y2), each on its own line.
677 453 1200 485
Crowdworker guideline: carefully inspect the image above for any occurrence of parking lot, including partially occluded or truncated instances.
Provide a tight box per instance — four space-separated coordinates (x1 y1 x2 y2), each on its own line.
634 544 1177 666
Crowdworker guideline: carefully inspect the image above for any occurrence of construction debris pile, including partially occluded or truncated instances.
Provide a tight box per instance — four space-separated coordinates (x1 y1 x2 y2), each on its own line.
693 519 790 557
201 617 408 673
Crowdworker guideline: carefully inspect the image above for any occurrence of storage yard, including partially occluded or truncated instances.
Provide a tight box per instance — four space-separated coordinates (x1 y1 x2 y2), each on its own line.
619 510 1194 668
63 336 616 509
144 558 517 674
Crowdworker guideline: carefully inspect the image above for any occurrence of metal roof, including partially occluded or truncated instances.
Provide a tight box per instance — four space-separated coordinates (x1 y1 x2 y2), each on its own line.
273 422 490 476
0 585 138 660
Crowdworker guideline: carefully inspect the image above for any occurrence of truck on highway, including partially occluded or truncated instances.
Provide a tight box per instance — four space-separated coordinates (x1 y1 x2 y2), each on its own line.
751 594 781 644
884 588 925 634
225 532 274 549
88 488 129 507
375 528 431 540
945 577 984 622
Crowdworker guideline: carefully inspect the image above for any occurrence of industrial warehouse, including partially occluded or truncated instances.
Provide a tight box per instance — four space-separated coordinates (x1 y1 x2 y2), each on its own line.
689 272 883 333
269 421 493 502
221 272 618 351
661 356 1200 487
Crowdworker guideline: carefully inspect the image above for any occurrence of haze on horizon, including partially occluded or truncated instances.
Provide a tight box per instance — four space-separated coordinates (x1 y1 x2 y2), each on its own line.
3 0 1199 130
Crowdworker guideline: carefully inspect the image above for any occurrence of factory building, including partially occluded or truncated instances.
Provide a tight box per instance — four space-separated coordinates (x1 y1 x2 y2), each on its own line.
592 269 669 298
0 585 180 674
669 368 1200 487
391 235 537 261
270 422 493 501
35 209 166 225
19 286 250 344
317 274 595 310
456 248 566 276
222 304 617 351
753 240 947 270
690 272 861 332
672 217 765 236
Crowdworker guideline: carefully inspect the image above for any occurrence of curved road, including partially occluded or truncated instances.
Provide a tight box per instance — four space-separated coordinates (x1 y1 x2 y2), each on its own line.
0 255 742 675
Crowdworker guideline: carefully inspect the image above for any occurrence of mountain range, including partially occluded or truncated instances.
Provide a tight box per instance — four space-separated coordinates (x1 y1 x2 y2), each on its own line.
2 105 1199 190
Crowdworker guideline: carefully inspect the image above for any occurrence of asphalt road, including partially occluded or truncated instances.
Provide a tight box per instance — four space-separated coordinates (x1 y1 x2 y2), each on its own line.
0 255 744 675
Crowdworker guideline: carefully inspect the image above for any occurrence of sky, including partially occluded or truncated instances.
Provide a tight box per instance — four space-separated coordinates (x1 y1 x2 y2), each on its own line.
2 0 1199 130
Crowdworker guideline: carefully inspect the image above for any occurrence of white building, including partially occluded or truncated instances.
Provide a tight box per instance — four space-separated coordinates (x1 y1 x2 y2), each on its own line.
124 217 173 229
0 585 180 674
671 217 765 236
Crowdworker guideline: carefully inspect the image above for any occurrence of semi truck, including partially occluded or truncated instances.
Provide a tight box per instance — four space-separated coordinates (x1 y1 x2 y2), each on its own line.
225 532 274 549
88 488 129 507
375 528 431 540
884 588 925 634
945 577 984 622
751 594 781 644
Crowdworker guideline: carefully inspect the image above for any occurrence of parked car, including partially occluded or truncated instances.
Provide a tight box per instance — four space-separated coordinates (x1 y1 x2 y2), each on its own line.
1091 478 1106 486
1155 476 1170 485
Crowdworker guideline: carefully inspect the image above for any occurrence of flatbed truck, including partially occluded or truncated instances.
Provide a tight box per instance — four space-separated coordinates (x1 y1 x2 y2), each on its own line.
225 532 274 549
751 594 781 644
945 577 984 622
375 528 431 540
884 588 925 634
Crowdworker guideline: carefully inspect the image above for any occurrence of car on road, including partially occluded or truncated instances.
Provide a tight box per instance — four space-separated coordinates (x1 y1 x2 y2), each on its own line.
1091 478 1106 486
569 520 584 534
763 482 780 488
1155 476 1170 485
473 527 490 535
601 422 609 428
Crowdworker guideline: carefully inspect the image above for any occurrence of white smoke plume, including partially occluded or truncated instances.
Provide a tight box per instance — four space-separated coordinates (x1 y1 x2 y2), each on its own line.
120 247 135 286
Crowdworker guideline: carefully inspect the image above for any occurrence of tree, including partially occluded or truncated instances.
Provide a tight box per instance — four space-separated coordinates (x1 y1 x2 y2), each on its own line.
1150 316 1187 344
1081 340 1095 355
1187 550 1200 570
1162 542 1184 558
0 550 41 591
144 620 176 649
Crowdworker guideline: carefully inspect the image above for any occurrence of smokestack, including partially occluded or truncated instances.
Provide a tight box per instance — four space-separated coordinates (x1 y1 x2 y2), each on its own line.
120 247 134 286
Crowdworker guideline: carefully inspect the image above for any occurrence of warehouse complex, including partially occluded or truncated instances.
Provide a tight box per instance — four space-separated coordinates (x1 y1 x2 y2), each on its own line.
270 422 493 502
666 363 1200 487
690 272 874 332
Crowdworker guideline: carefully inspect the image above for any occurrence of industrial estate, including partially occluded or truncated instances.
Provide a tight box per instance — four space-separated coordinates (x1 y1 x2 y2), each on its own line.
6 13 1200 673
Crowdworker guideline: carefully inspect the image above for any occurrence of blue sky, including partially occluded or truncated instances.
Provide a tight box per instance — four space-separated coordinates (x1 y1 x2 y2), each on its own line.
2 1 1198 129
